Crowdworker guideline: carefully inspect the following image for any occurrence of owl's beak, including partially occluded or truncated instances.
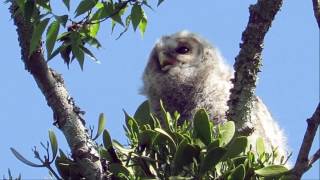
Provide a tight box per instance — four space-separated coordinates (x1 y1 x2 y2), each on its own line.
158 51 177 71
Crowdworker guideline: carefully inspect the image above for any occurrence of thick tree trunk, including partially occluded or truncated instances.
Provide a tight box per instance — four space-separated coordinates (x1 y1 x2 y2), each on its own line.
9 4 103 179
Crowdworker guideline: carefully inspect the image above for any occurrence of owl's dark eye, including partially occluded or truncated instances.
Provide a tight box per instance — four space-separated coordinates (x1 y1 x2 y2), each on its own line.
175 46 190 54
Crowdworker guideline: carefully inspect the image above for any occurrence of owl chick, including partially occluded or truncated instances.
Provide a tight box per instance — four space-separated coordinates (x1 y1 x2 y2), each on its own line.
142 31 288 158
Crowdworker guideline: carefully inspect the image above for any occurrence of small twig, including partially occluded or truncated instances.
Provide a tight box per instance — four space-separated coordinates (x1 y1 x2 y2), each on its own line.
308 148 320 168
312 0 320 28
46 163 62 180
291 103 320 179
88 0 134 25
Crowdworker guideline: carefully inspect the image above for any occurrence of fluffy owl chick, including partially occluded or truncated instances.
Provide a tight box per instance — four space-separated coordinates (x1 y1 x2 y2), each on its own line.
142 31 288 158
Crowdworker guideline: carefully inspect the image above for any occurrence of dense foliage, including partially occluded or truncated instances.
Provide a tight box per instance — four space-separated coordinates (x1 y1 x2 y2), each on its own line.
8 0 160 69
10 101 291 179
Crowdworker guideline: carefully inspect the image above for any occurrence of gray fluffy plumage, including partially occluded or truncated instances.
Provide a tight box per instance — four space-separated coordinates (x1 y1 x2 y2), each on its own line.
142 31 288 158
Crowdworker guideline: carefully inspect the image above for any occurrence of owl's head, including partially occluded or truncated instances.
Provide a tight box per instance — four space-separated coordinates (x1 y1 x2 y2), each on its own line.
142 31 230 95
149 31 213 73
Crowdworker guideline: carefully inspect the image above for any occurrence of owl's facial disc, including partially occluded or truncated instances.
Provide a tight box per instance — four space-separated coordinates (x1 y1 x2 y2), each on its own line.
158 51 178 71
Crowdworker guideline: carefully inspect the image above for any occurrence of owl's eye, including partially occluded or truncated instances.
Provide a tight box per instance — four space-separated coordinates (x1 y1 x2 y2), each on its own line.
175 46 190 54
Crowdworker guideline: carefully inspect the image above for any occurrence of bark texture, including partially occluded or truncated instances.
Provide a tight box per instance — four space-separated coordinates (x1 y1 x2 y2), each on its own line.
312 0 320 28
9 4 103 179
227 0 283 135
290 103 320 179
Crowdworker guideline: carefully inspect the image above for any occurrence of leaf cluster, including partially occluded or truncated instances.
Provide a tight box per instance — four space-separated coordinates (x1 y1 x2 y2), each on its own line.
10 101 291 179
11 0 164 69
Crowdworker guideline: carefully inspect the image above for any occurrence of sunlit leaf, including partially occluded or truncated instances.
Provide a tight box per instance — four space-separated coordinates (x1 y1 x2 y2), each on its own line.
93 113 106 140
88 22 100 37
256 137 265 155
219 121 235 146
48 130 58 161
255 165 288 177
138 11 147 37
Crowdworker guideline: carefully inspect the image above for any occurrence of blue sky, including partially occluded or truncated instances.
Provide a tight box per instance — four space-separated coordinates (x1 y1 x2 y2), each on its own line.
0 0 319 179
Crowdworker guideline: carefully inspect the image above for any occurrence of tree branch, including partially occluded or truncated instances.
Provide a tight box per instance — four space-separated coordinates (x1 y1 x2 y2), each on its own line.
9 3 103 179
309 148 320 167
291 103 320 179
312 0 320 28
226 0 283 135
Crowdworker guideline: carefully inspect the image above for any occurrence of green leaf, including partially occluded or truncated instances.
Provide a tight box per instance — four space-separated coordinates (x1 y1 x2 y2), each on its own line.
29 18 50 56
112 140 134 155
48 130 58 161
228 164 245 180
219 121 235 146
48 45 63 61
111 2 126 26
172 139 200 175
70 32 84 69
124 110 140 136
15 0 25 10
199 147 227 175
103 129 112 149
93 113 106 140
46 20 60 59
256 137 265 155
159 100 172 130
10 148 44 167
88 22 100 37
99 148 113 161
138 11 147 37
254 165 289 177
138 129 156 147
36 0 51 11
154 128 176 152
134 100 153 127
222 136 248 160
157 0 165 6
232 156 247 167
109 163 130 176
131 4 143 31
75 0 97 17
24 0 35 22
193 109 212 145
62 0 70 10
54 15 68 27
80 45 100 63
72 44 84 69
207 139 220 151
